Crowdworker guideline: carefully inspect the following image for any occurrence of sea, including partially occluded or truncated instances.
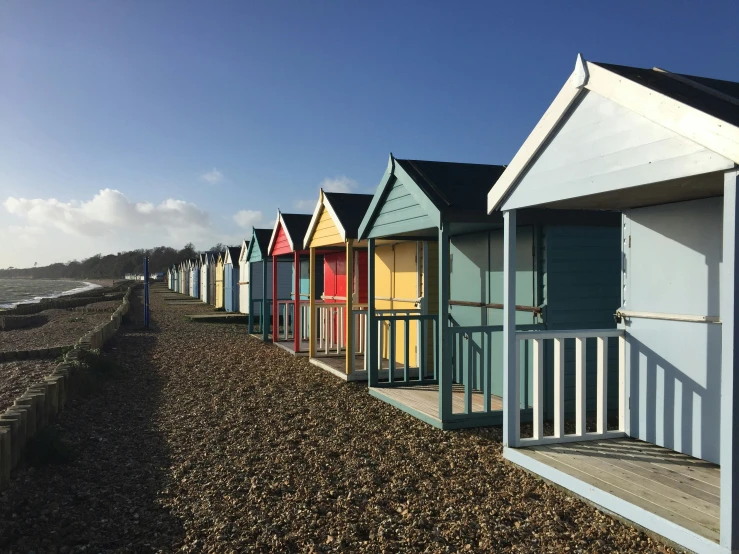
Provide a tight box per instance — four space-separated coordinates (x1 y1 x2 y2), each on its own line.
0 279 101 309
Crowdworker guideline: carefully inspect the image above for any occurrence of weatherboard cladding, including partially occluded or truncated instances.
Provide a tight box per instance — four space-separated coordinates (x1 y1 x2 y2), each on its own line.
504 89 732 211
273 213 313 256
446 223 620 416
364 158 507 238
311 208 343 248
247 229 273 263
323 192 374 239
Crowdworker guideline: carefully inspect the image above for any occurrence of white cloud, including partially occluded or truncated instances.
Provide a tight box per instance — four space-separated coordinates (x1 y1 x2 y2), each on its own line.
4 189 210 237
201 168 224 184
294 175 361 210
319 175 359 193
232 209 264 229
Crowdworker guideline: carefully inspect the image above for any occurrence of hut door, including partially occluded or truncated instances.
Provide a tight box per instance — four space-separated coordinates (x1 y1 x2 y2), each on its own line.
624 197 722 463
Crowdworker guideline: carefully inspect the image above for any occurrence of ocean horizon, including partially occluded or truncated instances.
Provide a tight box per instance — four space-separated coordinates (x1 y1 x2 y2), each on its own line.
0 278 101 309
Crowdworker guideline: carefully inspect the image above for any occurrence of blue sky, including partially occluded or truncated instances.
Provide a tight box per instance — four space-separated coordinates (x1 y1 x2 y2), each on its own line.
1 0 738 267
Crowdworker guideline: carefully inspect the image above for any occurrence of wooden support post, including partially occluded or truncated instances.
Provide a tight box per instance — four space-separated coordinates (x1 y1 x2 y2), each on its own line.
272 255 278 343
248 258 254 334
345 240 354 375
294 251 301 352
368 238 378 387
262 259 269 342
721 168 739 550
438 224 452 421
309 248 316 358
503 210 518 448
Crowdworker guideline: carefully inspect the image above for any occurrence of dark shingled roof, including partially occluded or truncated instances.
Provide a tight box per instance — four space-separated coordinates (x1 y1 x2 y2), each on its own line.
594 62 739 128
251 228 273 257
279 213 313 249
226 246 241 267
323 192 374 238
395 159 506 215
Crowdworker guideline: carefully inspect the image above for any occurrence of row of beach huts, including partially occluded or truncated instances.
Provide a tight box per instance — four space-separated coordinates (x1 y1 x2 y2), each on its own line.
165 57 739 553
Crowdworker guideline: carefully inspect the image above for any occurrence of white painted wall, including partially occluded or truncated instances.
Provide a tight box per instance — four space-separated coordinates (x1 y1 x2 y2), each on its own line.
201 264 209 303
505 91 733 210
239 260 250 314
623 197 722 463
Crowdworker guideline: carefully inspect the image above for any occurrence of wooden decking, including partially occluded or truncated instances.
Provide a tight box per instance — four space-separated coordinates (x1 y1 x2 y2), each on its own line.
372 384 503 425
274 340 309 357
517 438 720 543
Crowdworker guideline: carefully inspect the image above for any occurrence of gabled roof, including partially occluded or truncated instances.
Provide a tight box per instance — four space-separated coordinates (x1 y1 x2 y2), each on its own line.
267 210 312 254
224 246 241 267
303 190 374 248
488 55 739 212
239 239 250 262
359 154 506 238
247 227 274 261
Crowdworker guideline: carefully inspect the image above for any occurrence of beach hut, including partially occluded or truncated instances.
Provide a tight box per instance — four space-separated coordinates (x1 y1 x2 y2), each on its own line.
199 253 207 300
181 260 189 295
302 190 374 379
488 56 738 553
191 257 200 298
357 154 621 431
238 239 250 314
267 211 324 355
208 252 217 306
214 251 225 309
200 253 210 304
223 246 241 313
246 227 292 340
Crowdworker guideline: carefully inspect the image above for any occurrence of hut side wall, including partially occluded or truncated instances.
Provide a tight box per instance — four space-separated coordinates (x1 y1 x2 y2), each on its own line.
623 197 722 464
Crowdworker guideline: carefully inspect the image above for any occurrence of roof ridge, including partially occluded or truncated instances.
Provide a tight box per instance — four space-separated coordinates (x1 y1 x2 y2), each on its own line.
654 67 739 109
404 159 453 207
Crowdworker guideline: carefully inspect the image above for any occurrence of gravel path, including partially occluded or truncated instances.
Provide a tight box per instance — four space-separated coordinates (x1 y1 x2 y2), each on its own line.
0 288 675 553
0 309 115 352
0 359 60 413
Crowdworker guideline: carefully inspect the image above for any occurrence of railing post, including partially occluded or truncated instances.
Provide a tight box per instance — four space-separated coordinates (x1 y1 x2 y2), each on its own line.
294 251 301 352
532 338 543 440
575 337 586 436
553 338 564 438
618 334 626 433
503 210 518 447
262 259 269 342
272 255 278 343
309 248 316 358
367 238 378 387
345 241 354 375
438 224 452 421
597 336 608 434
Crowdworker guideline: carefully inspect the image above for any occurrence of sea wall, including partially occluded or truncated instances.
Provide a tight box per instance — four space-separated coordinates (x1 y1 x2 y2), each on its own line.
0 285 136 488
0 314 48 331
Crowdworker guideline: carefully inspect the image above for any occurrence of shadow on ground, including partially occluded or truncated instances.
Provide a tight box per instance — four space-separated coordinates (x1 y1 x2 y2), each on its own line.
0 291 185 552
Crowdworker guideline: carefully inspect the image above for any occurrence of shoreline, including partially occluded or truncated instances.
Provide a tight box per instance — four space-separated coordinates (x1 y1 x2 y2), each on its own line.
0 279 110 310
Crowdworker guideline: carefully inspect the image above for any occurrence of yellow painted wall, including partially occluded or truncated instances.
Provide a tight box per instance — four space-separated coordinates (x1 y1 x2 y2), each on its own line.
309 207 343 248
215 258 225 309
374 242 424 367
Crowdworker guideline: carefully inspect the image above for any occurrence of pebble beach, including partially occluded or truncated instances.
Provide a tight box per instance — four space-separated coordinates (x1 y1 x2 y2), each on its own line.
0 285 675 553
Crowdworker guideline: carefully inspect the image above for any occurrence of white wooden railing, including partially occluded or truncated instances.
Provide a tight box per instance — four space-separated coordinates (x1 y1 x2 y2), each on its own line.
313 303 368 359
511 329 626 447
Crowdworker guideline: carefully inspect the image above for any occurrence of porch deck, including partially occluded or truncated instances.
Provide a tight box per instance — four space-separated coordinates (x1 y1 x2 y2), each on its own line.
309 355 416 382
508 438 720 545
274 340 309 356
370 384 503 429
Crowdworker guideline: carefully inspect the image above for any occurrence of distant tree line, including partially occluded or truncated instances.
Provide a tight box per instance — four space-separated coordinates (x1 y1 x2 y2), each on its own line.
0 243 239 280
